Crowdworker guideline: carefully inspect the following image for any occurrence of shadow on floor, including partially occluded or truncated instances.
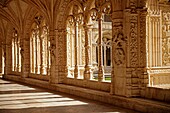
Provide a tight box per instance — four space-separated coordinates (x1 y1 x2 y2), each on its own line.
0 78 140 113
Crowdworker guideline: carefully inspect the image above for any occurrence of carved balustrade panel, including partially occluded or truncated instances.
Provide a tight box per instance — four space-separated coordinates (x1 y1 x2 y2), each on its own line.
162 11 170 66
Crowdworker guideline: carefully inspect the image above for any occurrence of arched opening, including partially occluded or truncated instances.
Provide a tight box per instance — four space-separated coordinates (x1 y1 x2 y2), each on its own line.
12 28 21 72
65 0 112 81
66 4 85 79
30 15 51 77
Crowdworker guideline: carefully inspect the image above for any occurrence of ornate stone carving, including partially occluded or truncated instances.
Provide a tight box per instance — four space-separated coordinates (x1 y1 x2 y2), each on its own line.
129 0 137 13
49 30 56 58
130 15 138 67
139 10 147 67
113 32 126 66
162 11 170 66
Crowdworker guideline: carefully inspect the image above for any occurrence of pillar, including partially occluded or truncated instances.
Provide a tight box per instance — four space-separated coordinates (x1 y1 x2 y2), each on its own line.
4 28 13 76
84 24 92 80
49 28 57 84
111 0 125 96
58 29 68 82
74 21 79 79
35 29 38 74
17 37 20 72
21 32 30 78
98 13 104 82
40 28 44 74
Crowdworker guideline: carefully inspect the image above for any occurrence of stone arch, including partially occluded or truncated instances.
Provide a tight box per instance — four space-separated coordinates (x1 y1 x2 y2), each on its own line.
0 9 19 31
3 23 14 75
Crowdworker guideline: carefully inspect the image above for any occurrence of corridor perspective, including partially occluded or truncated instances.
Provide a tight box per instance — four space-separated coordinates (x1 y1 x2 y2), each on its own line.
0 78 140 113
1 0 170 113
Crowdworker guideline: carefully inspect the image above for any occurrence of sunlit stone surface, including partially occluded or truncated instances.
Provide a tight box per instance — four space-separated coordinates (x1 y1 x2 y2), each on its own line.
0 79 139 113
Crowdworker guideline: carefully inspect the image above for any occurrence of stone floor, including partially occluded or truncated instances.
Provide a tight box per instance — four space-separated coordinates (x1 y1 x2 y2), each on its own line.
0 78 141 113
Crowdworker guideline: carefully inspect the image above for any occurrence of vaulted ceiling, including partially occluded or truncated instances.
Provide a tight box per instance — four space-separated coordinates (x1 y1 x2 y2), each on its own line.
0 0 66 36
0 0 11 7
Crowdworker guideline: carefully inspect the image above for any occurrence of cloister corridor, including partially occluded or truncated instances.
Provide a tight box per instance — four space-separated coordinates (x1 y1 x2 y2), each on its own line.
0 78 140 113
1 0 170 113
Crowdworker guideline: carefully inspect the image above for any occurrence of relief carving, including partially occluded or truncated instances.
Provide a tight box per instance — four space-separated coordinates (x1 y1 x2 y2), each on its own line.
49 30 56 59
162 12 170 66
130 0 137 13
130 15 138 67
139 10 147 67
113 32 126 66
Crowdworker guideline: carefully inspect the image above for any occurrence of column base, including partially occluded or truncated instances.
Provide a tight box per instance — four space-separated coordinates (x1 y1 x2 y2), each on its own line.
74 66 78 79
98 66 104 82
84 65 92 80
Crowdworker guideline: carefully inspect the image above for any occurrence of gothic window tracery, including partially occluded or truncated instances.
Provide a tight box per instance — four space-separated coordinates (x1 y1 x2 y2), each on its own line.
66 0 112 81
12 29 21 72
30 16 50 75
66 5 85 79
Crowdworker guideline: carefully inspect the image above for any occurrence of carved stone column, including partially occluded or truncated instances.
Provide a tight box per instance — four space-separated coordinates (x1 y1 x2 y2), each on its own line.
40 28 44 75
46 32 50 76
35 29 38 74
58 29 68 82
21 32 30 78
74 21 79 79
98 13 104 82
49 28 57 84
111 0 125 96
92 43 97 66
2 42 6 76
84 24 92 80
4 28 13 76
17 37 20 72
14 37 17 71
124 0 148 97
32 33 35 73
139 9 148 97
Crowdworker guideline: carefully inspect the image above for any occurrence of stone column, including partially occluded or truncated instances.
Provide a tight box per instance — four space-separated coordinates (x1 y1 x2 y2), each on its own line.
49 28 57 84
58 29 68 82
21 32 30 78
4 29 13 76
111 0 126 96
2 42 6 76
40 28 44 74
78 26 81 66
70 28 74 67
98 13 104 82
89 28 93 66
35 30 38 74
139 9 149 97
32 34 35 73
74 21 79 79
104 44 106 67
17 37 20 72
84 24 92 80
37 33 41 74
14 37 17 71
49 27 66 84
46 32 50 76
